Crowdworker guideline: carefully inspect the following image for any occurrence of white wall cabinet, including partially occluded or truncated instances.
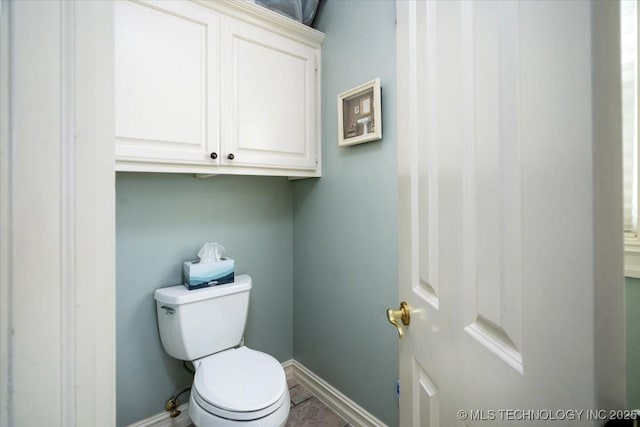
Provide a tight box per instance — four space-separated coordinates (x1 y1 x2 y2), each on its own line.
115 1 221 167
222 18 318 171
115 0 324 177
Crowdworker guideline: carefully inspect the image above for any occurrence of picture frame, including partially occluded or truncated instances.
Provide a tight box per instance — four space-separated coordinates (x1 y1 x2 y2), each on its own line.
337 78 382 146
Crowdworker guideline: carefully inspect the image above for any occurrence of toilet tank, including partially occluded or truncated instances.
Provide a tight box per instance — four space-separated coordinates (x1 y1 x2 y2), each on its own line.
154 275 251 361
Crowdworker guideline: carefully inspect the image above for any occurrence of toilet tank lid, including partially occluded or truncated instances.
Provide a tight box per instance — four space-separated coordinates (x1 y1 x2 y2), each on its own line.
154 274 251 305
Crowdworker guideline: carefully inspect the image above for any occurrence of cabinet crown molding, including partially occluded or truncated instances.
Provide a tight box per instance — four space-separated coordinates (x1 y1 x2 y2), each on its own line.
193 0 325 47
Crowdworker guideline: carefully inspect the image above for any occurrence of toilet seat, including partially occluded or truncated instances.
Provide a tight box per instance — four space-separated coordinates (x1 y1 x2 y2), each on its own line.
193 346 288 421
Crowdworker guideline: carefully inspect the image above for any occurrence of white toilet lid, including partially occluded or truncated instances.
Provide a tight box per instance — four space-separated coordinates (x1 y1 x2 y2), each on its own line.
193 347 287 419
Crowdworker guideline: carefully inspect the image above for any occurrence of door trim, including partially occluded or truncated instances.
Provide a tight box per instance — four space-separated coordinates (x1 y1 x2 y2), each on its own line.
0 1 116 425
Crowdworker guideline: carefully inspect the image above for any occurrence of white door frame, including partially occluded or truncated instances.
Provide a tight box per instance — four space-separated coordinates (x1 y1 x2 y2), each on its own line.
0 1 115 425
591 1 627 409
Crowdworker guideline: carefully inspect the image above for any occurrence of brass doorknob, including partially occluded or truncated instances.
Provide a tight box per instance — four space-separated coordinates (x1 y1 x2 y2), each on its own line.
387 301 411 338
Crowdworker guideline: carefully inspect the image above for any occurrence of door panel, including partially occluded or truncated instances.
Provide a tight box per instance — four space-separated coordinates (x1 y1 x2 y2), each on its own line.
417 0 440 309
413 359 440 427
461 0 523 372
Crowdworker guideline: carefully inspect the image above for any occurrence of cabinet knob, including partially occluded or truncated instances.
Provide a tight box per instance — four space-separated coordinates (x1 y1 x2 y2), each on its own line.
210 152 218 160
227 153 235 160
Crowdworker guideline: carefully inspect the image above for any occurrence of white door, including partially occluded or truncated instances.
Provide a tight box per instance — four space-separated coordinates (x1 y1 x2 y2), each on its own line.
222 17 318 170
394 1 625 426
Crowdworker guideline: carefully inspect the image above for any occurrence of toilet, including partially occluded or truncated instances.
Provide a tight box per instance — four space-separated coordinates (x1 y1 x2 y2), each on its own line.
154 275 290 427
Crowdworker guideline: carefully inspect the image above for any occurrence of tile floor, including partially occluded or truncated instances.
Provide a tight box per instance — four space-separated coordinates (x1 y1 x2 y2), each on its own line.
285 378 350 427
186 379 349 427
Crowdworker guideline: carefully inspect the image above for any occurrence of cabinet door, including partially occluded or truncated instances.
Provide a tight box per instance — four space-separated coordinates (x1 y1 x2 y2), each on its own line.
115 0 220 167
222 19 318 170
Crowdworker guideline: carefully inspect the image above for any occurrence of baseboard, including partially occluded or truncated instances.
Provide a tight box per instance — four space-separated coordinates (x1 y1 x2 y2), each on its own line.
291 360 387 427
129 359 386 427
282 358 295 382
127 402 191 427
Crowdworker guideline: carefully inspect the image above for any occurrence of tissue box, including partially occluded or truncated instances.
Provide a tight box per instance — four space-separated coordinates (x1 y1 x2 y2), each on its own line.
183 258 234 290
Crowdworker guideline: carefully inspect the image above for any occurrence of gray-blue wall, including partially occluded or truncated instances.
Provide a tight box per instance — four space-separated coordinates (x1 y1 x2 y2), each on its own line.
116 173 293 426
626 277 640 410
292 1 399 425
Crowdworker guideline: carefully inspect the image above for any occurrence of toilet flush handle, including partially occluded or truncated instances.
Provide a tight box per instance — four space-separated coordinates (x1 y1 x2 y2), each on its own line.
161 305 175 315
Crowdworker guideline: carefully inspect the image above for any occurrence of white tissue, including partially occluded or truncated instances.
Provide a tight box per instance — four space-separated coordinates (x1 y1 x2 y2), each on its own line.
197 242 225 263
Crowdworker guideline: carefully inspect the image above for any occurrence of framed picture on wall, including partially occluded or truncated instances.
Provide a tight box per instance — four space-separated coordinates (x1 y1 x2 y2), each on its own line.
337 78 382 146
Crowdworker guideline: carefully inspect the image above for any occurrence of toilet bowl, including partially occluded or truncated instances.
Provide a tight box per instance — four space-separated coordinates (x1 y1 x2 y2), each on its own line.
154 275 289 427
188 347 290 427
